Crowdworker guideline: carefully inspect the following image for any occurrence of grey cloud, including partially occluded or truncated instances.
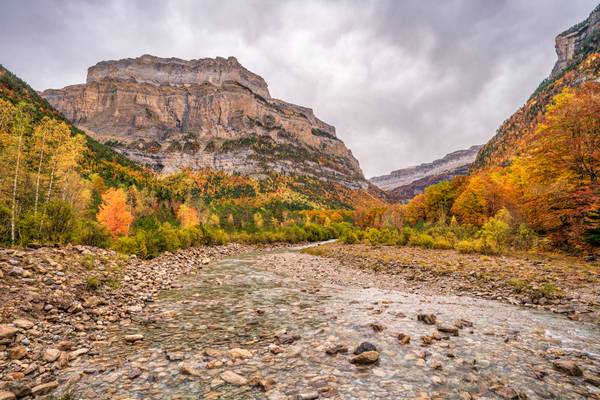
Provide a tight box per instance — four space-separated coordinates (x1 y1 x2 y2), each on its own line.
0 0 597 177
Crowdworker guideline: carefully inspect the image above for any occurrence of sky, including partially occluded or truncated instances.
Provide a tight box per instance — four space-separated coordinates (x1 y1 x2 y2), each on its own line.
0 0 597 177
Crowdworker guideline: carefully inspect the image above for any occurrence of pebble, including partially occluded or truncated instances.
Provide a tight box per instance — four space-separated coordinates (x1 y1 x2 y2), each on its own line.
0 392 15 400
350 351 379 365
124 334 144 343
43 348 61 362
397 333 411 345
12 319 34 329
298 391 319 400
553 360 583 377
31 381 58 396
0 325 18 339
353 342 377 355
220 370 248 385
417 314 437 325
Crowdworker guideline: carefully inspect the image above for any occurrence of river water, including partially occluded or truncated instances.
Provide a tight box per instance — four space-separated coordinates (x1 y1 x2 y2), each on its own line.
62 246 600 399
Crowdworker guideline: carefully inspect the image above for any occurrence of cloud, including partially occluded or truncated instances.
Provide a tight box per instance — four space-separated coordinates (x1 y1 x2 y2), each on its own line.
0 0 597 176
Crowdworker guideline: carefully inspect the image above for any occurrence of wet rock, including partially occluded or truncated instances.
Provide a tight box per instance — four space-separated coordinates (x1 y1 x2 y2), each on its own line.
31 381 58 396
179 362 201 376
325 344 348 355
277 334 301 345
353 341 377 355
350 351 379 364
437 326 459 336
417 313 437 325
220 370 248 385
454 319 473 329
298 391 319 400
124 334 144 343
0 325 18 339
0 392 15 400
369 322 385 332
552 360 583 376
166 351 185 361
229 348 253 359
8 346 27 360
43 348 61 362
397 333 411 345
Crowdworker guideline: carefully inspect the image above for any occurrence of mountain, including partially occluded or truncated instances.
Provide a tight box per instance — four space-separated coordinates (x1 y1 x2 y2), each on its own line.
41 55 366 189
475 4 600 169
370 145 482 200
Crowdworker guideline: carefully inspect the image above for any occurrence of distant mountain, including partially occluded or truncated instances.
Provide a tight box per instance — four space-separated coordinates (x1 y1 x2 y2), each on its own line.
41 55 367 189
370 145 482 200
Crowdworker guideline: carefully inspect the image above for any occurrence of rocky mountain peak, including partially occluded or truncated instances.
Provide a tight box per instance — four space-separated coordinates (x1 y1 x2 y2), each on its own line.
86 54 271 99
550 4 600 79
42 56 366 188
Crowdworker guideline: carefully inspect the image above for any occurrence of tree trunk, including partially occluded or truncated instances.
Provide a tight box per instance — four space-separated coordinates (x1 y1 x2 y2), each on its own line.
10 130 23 244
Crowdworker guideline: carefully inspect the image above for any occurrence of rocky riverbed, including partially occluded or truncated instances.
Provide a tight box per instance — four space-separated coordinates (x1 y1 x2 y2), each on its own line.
1 244 599 399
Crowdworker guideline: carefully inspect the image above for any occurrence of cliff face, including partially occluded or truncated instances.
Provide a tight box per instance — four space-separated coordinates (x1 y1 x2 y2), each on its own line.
42 55 366 188
370 145 482 193
475 5 600 170
551 4 600 80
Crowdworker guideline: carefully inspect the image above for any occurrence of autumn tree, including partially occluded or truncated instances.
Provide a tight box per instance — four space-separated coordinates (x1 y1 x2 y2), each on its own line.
523 83 600 246
177 204 199 228
97 188 134 238
451 176 488 226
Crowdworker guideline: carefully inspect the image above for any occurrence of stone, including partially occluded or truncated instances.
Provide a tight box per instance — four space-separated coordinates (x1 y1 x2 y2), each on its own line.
0 393 15 400
430 360 443 370
350 350 379 364
179 363 201 376
454 319 473 329
8 266 23 277
124 334 144 343
229 348 253 359
397 333 411 345
12 319 34 329
353 342 377 355
166 351 185 361
31 381 59 396
269 344 284 354
325 344 348 355
369 322 385 332
0 325 18 339
69 348 89 359
202 258 211 265
8 346 27 360
298 391 319 400
277 334 301 345
43 348 61 362
417 314 437 325
437 326 459 336
552 360 583 377
584 372 600 387
220 370 248 385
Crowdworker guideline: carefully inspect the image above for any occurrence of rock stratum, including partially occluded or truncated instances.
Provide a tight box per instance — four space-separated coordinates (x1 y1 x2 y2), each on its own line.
370 145 482 200
42 55 366 189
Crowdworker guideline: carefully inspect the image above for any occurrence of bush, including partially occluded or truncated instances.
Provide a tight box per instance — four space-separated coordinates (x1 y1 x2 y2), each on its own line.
408 233 435 248
74 220 111 248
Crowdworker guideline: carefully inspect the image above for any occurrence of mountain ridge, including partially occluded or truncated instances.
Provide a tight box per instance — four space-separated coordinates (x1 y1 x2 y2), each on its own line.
41 55 367 189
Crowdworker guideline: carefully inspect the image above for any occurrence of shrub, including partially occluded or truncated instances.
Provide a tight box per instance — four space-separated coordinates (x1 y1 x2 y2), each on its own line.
74 220 111 248
408 233 435 248
86 276 101 290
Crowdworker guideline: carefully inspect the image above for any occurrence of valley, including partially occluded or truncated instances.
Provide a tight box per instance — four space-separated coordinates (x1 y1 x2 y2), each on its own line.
0 2 599 399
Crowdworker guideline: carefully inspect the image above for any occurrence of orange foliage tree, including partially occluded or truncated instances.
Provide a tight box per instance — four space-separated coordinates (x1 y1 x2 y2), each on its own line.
96 188 134 238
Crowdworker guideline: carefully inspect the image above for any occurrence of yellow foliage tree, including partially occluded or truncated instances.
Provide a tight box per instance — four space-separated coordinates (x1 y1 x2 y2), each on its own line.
177 204 199 228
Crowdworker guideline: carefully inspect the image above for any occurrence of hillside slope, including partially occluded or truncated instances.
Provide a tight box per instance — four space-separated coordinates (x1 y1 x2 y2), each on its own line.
42 55 367 189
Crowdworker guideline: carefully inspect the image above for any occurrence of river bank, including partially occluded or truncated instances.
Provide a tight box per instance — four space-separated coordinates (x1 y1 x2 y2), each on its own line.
1 244 599 399
298 243 600 324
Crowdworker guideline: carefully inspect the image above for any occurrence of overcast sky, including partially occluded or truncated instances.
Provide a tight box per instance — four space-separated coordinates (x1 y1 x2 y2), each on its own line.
0 0 597 177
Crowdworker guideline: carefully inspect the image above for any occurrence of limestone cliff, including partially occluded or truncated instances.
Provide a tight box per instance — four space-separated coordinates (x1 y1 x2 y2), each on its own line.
550 4 600 80
42 55 366 188
475 4 600 169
